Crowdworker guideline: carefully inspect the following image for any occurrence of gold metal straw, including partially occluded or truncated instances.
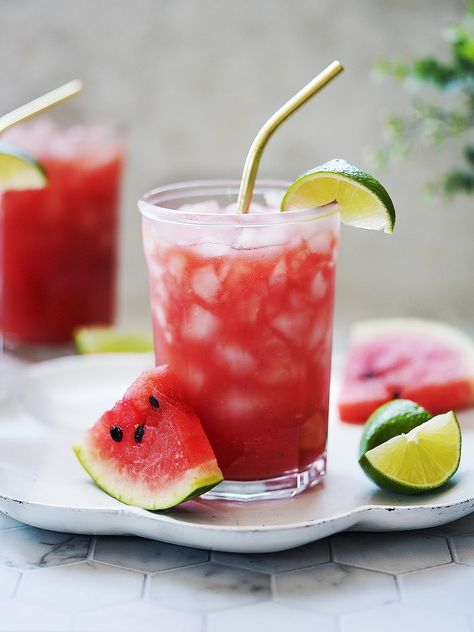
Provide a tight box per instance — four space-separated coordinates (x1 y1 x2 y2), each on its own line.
0 80 83 134
236 61 344 213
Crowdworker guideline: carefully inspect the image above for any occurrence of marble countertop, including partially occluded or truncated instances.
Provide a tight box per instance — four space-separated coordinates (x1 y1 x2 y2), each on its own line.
1 510 474 631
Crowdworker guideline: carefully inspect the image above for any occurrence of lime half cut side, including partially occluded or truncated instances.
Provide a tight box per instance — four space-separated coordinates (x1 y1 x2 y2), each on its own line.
75 327 154 354
281 159 396 233
0 142 47 191
359 411 461 494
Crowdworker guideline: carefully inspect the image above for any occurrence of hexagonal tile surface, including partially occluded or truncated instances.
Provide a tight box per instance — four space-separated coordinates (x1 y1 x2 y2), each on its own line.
73 601 202 632
0 567 21 601
0 527 90 569
452 534 474 565
274 563 397 615
0 600 72 631
207 602 336 632
18 562 144 612
400 564 474 615
340 602 471 632
0 513 23 530
213 539 330 574
149 562 270 612
427 512 474 537
93 536 208 573
332 532 451 574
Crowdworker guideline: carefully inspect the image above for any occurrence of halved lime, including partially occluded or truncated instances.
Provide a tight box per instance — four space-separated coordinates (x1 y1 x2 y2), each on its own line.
0 142 47 191
281 159 396 233
359 399 432 456
359 411 461 494
75 327 154 354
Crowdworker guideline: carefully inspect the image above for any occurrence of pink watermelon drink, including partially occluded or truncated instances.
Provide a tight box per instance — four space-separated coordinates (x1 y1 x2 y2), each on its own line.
140 181 339 500
0 120 123 346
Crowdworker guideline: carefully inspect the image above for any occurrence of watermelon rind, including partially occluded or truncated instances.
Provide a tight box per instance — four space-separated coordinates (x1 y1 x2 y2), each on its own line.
74 442 223 510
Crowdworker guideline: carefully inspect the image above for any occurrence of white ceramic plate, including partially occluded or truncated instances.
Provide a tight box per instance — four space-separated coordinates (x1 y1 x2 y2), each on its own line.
1 353 473 553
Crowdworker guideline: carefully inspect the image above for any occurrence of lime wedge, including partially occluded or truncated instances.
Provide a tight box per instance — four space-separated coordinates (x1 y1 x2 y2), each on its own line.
75 327 154 354
0 142 47 191
359 399 432 456
281 159 395 233
359 411 461 494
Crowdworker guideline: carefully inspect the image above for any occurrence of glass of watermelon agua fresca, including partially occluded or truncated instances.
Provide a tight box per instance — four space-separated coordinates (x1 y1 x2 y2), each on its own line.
140 180 339 500
0 120 123 347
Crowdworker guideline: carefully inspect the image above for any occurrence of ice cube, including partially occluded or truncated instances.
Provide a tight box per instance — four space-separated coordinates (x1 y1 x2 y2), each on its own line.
191 265 220 303
289 292 306 310
226 201 265 213
260 363 299 385
179 200 220 214
290 247 309 273
224 202 238 213
184 363 205 392
232 226 288 251
193 241 234 258
308 318 327 348
269 258 287 287
151 280 168 305
216 342 256 373
263 189 284 209
181 305 219 341
220 390 263 418
272 312 311 340
153 304 167 327
148 258 164 281
308 230 333 255
167 253 186 281
235 293 261 324
310 271 327 300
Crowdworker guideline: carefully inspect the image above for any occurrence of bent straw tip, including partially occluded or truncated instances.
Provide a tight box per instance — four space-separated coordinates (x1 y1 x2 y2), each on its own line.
63 79 83 93
330 60 344 72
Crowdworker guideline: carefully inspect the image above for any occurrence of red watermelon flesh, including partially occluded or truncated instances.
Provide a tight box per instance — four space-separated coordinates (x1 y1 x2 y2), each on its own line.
74 365 223 509
338 319 474 423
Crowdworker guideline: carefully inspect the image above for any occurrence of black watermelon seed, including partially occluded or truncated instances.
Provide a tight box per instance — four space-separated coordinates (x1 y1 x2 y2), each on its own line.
392 390 401 399
149 395 160 409
110 426 123 442
134 424 145 443
362 371 377 380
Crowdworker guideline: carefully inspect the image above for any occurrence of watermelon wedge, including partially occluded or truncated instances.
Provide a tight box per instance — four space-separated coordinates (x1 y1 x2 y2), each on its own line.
338 319 474 424
74 366 223 509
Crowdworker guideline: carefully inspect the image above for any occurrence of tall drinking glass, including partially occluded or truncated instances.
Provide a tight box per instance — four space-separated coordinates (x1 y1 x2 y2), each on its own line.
140 180 339 500
0 120 123 349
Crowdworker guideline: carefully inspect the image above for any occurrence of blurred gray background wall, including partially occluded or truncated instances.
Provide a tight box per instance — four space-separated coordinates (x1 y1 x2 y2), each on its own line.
2 0 473 339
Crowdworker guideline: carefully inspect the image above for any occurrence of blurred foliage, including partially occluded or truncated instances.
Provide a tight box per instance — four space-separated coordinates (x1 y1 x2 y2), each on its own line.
370 2 474 198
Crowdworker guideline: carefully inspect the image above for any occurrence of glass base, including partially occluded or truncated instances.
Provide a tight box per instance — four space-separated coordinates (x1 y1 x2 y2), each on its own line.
203 452 326 502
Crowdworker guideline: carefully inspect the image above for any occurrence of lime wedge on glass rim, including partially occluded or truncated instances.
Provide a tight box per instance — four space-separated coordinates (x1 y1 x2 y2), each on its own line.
0 142 47 191
281 159 396 233
359 411 461 494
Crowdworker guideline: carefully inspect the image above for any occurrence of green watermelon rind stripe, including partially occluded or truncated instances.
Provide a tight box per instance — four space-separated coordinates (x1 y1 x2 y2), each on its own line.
73 444 223 511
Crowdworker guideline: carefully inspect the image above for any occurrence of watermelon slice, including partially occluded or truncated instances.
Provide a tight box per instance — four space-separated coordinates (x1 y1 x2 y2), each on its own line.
338 319 474 424
74 366 223 509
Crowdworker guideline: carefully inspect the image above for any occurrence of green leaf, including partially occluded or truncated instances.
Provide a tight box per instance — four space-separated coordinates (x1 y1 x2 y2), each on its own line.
413 58 458 88
371 2 474 200
444 168 474 194
464 144 474 166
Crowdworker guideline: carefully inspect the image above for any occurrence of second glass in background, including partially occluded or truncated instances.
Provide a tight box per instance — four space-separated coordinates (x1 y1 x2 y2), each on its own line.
0 120 124 348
